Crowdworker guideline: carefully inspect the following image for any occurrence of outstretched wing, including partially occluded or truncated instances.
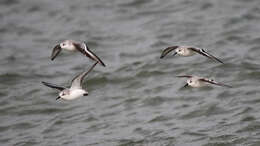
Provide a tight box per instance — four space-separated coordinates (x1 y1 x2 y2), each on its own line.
160 46 179 59
51 44 62 60
41 81 66 91
176 75 193 78
188 47 224 64
199 78 232 88
70 62 98 89
74 42 106 67
83 42 106 67
73 42 89 56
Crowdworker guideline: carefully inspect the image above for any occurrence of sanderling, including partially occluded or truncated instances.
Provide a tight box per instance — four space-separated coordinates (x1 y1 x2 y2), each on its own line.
160 46 224 64
51 40 106 67
176 75 231 88
42 62 98 100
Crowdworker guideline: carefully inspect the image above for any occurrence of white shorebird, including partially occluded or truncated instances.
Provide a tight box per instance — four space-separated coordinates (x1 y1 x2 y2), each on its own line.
160 46 224 64
42 62 98 100
51 40 106 67
176 75 232 88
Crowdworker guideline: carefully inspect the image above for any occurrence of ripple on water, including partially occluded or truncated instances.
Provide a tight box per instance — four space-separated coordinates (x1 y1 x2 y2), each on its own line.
1 0 260 145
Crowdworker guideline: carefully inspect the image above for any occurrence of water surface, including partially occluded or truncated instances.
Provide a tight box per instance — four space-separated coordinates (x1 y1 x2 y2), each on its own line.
1 0 260 145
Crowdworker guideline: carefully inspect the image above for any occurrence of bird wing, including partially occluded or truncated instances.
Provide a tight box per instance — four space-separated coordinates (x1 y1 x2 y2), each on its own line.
73 42 88 56
83 42 106 67
73 42 106 67
199 78 232 88
70 62 98 89
188 47 224 64
160 46 179 58
51 44 62 60
176 75 193 78
41 81 66 91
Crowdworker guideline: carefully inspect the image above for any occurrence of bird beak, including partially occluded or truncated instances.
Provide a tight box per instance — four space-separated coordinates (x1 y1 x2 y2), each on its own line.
172 52 177 56
56 96 61 100
83 93 88 96
182 83 189 88
51 45 62 61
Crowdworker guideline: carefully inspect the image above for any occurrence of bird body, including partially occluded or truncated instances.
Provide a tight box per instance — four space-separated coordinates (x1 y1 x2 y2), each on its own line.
186 76 206 88
59 40 77 51
176 46 196 56
51 40 106 67
59 88 88 100
42 62 98 100
160 46 224 64
176 75 231 88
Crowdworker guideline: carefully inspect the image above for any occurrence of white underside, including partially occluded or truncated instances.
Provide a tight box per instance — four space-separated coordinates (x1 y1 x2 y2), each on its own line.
62 89 87 100
190 81 206 88
63 45 76 51
178 49 195 56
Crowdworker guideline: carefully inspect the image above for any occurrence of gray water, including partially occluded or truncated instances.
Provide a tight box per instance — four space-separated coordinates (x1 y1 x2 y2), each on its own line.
1 0 260 145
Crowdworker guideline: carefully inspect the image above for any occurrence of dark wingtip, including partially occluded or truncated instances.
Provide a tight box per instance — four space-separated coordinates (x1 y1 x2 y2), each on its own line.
160 55 164 59
41 81 50 87
56 96 61 100
96 59 106 67
95 55 106 67
84 42 106 67
51 44 61 61
100 61 106 67
176 75 192 78
41 81 49 88
211 54 224 64
160 49 166 59
183 83 189 88
160 50 167 59
217 59 224 64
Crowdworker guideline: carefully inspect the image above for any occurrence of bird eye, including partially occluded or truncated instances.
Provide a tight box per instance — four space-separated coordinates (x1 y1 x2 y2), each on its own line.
61 43 65 46
189 81 192 83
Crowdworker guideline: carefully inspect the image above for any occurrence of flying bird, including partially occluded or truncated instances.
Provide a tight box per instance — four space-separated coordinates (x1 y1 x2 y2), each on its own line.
51 40 106 67
42 62 98 100
160 46 224 64
176 75 232 88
